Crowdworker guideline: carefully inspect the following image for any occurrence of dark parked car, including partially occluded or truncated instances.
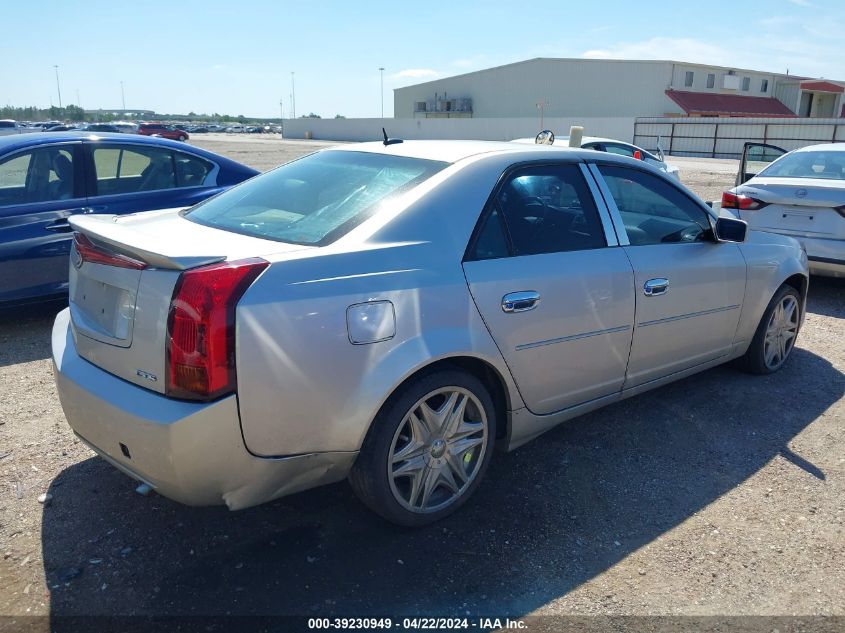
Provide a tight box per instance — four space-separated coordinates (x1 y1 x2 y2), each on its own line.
137 123 189 141
45 125 80 132
84 124 122 133
0 132 258 306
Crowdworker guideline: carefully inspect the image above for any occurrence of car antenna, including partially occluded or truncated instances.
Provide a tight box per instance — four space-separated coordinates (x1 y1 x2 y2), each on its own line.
382 127 403 146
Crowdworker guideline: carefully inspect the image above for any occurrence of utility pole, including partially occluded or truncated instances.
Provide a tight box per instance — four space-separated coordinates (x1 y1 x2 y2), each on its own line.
379 67 385 118
54 65 62 109
291 72 296 119
76 89 81 108
279 97 284 122
536 98 549 130
121 81 126 110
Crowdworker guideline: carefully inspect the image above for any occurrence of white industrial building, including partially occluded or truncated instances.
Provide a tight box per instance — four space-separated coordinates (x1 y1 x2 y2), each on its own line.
394 58 845 120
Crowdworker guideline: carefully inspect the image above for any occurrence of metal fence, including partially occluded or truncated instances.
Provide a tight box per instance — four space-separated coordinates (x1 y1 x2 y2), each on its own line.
633 117 845 159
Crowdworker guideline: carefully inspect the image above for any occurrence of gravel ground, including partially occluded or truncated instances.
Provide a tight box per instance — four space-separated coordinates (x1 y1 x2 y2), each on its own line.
1 138 843 628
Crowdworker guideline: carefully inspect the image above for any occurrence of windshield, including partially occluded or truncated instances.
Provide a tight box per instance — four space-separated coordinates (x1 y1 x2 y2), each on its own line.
184 150 448 245
759 150 845 181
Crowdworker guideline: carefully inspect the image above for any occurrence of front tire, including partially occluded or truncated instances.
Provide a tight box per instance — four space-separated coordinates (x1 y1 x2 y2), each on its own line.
179 135 187 142
349 368 497 526
739 284 801 374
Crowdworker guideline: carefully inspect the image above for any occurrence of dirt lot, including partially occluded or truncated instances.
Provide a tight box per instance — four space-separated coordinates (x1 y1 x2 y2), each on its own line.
1 137 843 628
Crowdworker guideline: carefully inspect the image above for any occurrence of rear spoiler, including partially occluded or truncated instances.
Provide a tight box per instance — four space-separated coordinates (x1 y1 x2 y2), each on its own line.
69 214 226 271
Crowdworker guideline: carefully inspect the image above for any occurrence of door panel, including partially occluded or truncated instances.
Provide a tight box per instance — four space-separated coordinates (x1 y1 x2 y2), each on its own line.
0 143 87 304
622 242 746 387
591 162 747 387
737 142 786 186
464 250 635 414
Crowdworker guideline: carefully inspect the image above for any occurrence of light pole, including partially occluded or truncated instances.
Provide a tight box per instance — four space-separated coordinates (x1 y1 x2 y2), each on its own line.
279 97 284 122
121 81 126 110
290 72 296 119
54 65 62 109
536 98 549 130
379 67 385 118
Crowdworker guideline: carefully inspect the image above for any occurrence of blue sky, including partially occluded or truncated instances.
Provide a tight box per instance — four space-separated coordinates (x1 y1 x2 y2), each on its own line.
2 0 843 119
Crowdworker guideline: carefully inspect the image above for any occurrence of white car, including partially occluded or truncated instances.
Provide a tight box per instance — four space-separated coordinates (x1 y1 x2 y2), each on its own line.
513 133 680 181
724 142 845 277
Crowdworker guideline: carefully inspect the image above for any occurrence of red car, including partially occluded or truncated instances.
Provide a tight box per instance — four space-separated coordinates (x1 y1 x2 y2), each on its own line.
137 123 189 141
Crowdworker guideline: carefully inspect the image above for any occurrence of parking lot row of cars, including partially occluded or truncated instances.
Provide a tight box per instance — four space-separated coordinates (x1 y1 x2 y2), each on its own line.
0 119 282 137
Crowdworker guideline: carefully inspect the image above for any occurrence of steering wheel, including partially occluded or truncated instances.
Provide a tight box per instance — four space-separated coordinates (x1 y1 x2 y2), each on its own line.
662 224 704 243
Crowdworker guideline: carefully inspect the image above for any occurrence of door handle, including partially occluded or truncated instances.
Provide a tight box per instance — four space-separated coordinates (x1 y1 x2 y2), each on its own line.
643 278 669 296
45 208 94 232
502 291 541 313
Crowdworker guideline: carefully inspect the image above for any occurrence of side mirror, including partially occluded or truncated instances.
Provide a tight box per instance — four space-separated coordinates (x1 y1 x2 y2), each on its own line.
714 217 748 243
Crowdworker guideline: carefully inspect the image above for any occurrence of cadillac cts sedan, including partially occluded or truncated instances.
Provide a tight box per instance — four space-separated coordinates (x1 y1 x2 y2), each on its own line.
52 140 808 526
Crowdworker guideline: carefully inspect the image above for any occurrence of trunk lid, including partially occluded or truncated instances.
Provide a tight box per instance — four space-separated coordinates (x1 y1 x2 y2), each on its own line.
738 178 845 240
68 209 310 393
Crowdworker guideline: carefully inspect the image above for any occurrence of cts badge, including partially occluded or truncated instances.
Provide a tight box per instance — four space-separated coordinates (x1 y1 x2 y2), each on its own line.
136 369 158 382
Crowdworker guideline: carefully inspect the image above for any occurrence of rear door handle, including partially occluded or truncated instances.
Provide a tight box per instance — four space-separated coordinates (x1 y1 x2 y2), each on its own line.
502 291 541 313
643 278 669 296
45 207 94 232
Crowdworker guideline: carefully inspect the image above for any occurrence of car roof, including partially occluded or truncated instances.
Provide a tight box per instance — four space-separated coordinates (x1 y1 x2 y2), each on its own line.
328 139 600 163
792 143 845 153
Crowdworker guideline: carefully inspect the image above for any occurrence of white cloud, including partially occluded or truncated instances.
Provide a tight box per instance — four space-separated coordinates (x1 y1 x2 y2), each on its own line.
582 37 733 66
580 30 845 81
392 68 439 79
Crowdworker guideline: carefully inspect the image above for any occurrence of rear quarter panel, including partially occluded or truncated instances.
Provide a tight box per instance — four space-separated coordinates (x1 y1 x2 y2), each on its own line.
235 244 518 457
734 230 809 346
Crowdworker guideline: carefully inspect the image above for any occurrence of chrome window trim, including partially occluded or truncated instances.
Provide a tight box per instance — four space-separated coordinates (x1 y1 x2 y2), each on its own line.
585 162 630 246
578 162 620 247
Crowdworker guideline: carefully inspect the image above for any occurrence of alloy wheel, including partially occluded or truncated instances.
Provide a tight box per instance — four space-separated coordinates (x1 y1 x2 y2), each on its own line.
388 387 488 514
763 295 799 370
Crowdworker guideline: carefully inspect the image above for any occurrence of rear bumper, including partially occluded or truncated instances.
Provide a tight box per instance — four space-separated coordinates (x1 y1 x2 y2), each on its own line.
51 308 355 510
807 255 845 278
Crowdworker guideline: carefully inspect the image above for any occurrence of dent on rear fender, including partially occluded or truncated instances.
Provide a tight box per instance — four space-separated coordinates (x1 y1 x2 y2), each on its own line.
734 242 808 343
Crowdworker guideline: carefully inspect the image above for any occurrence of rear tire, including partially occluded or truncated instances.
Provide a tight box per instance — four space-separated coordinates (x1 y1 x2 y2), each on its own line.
738 284 801 375
178 135 187 142
349 368 497 526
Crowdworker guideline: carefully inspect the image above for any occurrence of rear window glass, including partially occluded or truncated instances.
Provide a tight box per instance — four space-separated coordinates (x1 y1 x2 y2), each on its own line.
760 150 845 180
184 150 448 245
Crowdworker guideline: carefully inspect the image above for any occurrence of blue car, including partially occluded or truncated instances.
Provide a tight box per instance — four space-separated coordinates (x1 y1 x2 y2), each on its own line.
0 132 258 306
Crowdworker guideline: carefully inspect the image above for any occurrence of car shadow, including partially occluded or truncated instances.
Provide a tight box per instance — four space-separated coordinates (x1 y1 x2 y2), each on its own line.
41 342 843 620
806 276 844 319
0 300 64 368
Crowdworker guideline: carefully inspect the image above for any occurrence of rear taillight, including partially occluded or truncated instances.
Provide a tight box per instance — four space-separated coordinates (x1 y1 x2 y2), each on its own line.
166 258 268 400
721 191 768 211
73 233 147 270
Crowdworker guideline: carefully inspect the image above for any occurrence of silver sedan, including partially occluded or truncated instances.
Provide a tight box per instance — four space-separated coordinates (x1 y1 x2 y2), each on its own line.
52 140 808 525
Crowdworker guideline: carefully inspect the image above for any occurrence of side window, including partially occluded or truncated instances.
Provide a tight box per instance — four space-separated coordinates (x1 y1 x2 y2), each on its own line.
598 165 712 246
470 206 509 260
173 152 212 187
92 145 176 195
0 153 31 207
0 147 76 207
494 164 606 257
603 144 636 158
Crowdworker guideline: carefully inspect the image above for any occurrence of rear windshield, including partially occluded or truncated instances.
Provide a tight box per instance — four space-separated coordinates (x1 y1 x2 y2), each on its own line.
760 150 845 181
184 150 448 245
